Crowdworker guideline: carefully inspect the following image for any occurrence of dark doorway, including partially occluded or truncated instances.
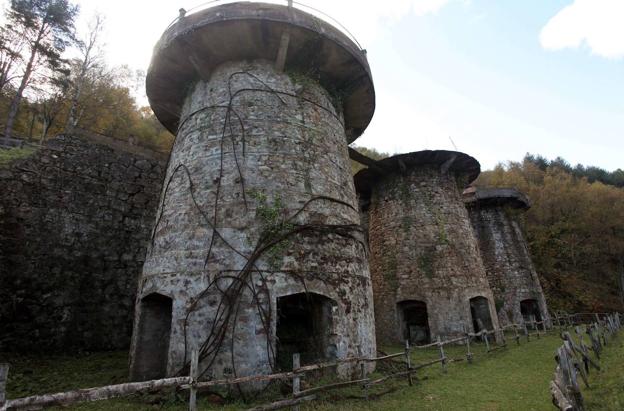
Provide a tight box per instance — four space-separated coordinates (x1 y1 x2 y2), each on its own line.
397 300 430 344
131 293 173 381
520 299 542 323
470 296 494 333
276 293 335 370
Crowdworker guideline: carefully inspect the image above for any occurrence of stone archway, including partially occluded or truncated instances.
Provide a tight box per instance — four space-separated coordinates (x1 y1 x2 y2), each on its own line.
397 300 431 344
131 293 173 381
275 292 336 370
470 296 494 333
520 299 542 323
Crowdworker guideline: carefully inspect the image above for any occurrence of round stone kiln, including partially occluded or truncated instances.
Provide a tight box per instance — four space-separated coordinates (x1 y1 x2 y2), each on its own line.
355 151 499 344
130 2 376 382
464 187 550 327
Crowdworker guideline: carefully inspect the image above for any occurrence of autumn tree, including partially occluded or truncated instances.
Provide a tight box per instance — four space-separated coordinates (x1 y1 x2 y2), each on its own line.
64 13 104 133
3 0 79 142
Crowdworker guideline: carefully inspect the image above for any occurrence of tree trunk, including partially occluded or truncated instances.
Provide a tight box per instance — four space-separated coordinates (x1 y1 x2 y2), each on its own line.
3 23 46 142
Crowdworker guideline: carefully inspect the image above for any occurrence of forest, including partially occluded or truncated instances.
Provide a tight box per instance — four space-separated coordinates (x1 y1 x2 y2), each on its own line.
0 0 173 152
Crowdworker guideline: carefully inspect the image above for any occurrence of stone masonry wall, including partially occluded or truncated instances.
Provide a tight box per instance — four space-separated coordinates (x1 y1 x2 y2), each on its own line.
468 204 549 326
368 166 499 344
130 60 375 381
0 134 166 352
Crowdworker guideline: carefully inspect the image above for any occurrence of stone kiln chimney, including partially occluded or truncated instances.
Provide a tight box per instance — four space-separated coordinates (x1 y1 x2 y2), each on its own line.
129 2 376 383
355 150 499 344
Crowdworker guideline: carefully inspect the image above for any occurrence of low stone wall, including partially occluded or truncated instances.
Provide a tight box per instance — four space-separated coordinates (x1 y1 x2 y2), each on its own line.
0 134 166 352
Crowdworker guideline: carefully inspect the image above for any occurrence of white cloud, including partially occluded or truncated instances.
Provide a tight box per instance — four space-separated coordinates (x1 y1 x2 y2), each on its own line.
540 0 624 59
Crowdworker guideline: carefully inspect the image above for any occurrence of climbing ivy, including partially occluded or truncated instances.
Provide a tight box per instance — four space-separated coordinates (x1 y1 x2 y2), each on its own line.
249 190 294 270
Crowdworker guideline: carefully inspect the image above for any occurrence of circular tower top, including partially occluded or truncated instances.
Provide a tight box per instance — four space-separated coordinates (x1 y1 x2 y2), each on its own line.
146 1 375 142
354 150 481 200
463 187 531 209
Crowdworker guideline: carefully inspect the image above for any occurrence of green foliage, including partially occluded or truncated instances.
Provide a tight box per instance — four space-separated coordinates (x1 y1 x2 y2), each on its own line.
3 0 80 139
249 189 294 270
525 153 624 188
0 146 36 167
476 157 624 313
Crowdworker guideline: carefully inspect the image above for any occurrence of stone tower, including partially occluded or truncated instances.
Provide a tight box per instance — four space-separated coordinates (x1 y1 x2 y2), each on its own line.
464 187 550 326
355 151 499 345
129 2 376 382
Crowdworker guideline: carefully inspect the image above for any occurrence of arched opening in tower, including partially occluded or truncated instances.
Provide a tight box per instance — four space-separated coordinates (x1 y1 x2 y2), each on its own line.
131 293 173 381
520 299 542 323
470 296 494 333
276 292 336 370
397 300 430 345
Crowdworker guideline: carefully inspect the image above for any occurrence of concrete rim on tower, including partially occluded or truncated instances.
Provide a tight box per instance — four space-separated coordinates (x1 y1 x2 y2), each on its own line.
146 1 375 143
354 150 481 200
463 187 531 209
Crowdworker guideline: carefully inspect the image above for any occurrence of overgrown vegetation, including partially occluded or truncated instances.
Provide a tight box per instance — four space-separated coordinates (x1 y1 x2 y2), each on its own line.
476 154 624 313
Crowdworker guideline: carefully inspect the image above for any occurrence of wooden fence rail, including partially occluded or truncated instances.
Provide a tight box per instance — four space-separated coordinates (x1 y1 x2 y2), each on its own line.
1 312 619 411
550 312 621 411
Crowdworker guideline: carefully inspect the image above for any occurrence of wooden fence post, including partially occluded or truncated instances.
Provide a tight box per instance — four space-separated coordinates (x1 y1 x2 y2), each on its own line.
524 322 530 342
188 350 198 411
436 336 447 373
483 331 490 352
513 324 520 345
465 334 473 363
292 353 300 411
499 328 507 347
360 361 368 400
0 364 8 409
404 340 413 386
535 318 541 339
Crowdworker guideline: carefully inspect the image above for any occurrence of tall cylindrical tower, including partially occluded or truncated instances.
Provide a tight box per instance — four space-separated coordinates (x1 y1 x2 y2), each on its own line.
355 151 499 345
130 2 376 382
464 187 550 326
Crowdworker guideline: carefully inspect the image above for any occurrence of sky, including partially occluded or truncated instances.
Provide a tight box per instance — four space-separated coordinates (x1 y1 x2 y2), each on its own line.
14 0 624 171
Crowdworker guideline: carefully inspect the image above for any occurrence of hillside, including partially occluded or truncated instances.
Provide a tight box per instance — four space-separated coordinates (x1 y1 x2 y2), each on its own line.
475 155 624 313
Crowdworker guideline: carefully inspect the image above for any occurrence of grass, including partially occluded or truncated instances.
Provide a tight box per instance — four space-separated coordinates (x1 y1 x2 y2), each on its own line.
584 335 624 410
1 331 621 410
0 145 37 166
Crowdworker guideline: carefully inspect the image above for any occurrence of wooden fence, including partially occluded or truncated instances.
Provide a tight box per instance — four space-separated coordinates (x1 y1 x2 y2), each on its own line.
0 312 617 411
550 312 621 411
